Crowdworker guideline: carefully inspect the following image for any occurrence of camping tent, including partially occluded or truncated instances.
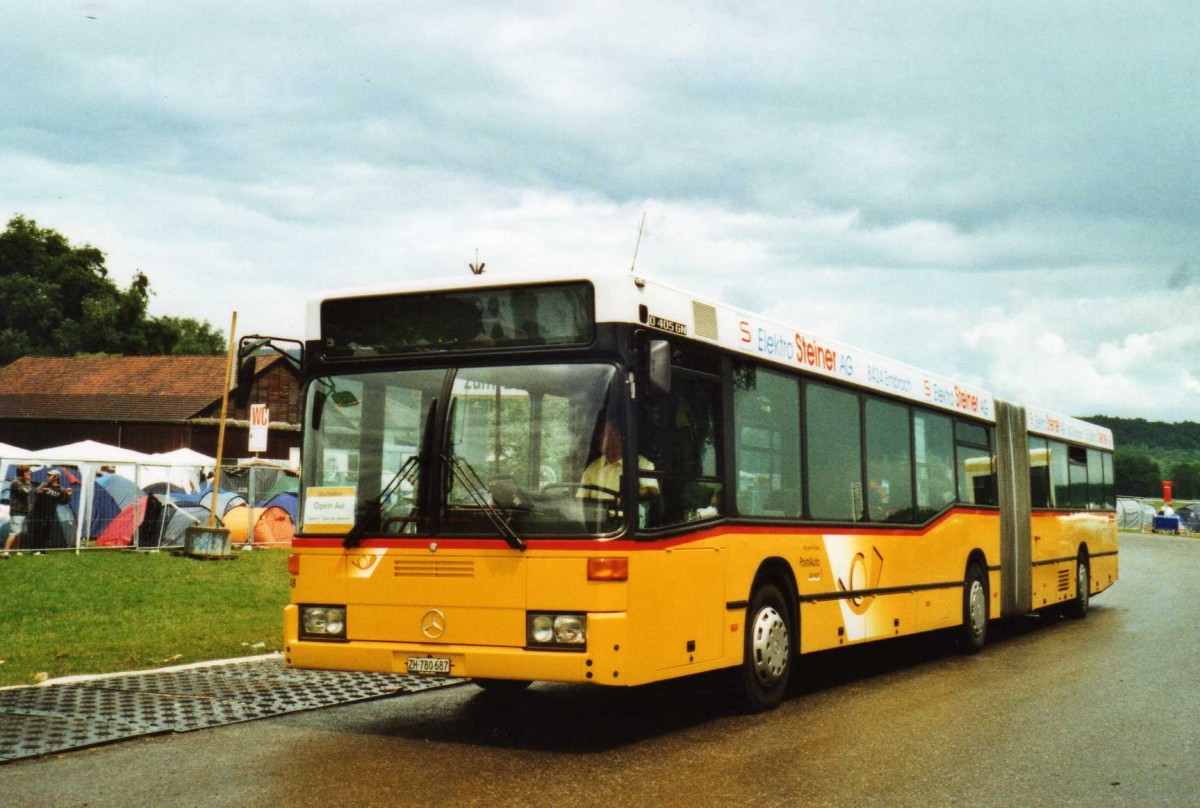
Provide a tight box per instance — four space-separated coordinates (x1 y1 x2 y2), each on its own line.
0 442 28 482
139 449 215 495
261 492 298 524
90 473 142 538
221 503 295 546
218 460 299 506
151 448 217 466
32 440 155 465
1116 497 1156 531
1172 503 1200 533
251 504 295 546
155 500 215 548
96 495 151 546
0 441 27 460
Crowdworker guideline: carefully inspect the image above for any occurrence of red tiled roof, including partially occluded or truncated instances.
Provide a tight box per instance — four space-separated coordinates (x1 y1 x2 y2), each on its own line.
0 356 279 422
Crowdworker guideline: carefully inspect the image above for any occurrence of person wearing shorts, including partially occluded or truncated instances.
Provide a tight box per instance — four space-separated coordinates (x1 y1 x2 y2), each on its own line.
3 465 33 558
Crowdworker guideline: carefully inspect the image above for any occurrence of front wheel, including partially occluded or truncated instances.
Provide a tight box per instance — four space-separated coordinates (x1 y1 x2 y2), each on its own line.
734 583 793 713
1067 555 1090 619
955 563 988 654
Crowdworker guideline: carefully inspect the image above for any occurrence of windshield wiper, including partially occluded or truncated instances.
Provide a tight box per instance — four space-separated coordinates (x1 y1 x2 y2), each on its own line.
441 452 526 551
344 453 421 549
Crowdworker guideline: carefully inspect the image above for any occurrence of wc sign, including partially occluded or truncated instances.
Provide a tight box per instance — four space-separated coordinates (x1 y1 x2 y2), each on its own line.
248 403 269 452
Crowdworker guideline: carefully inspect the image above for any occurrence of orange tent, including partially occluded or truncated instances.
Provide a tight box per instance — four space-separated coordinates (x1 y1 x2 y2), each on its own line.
223 504 295 547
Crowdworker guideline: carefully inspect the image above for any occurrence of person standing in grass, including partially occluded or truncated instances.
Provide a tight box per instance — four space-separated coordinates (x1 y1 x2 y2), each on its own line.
2 465 33 558
26 470 72 552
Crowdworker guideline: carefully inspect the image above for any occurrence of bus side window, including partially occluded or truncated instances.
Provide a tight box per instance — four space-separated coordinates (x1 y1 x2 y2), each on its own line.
804 382 863 522
733 364 801 518
1067 445 1089 509
914 409 954 519
1086 449 1104 510
865 396 913 523
1101 451 1115 509
954 420 995 506
1048 440 1069 508
1029 436 1051 508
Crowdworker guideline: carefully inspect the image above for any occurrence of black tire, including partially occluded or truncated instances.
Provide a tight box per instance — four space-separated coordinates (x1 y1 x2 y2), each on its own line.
473 678 532 694
956 563 988 654
734 582 793 713
1067 555 1090 619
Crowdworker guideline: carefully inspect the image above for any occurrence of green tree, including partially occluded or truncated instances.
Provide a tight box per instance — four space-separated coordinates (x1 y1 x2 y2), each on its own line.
0 215 223 362
1113 452 1161 497
1166 461 1200 500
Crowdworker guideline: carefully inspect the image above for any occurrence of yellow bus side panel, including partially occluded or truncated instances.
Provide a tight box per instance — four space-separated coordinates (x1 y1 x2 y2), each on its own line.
916 586 964 634
786 512 1000 653
625 546 726 675
799 592 918 653
1092 552 1118 595
1031 560 1074 610
1030 511 1119 605
1030 512 1116 564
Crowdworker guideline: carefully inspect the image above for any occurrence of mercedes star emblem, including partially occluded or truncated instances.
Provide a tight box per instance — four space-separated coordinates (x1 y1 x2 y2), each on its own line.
421 608 446 639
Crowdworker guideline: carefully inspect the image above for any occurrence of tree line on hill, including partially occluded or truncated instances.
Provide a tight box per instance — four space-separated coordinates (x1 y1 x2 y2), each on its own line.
1086 415 1200 499
0 216 224 364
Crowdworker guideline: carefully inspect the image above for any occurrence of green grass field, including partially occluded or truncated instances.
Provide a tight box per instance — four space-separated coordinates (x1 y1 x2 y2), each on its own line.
0 549 289 687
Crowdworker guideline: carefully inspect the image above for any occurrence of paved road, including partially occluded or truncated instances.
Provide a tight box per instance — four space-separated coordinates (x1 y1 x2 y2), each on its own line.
2 532 1196 807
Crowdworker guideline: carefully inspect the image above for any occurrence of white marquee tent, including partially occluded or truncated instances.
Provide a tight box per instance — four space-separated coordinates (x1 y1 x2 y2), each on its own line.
1 441 212 551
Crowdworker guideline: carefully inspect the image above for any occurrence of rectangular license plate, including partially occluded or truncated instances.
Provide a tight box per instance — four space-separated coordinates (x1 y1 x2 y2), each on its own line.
406 656 451 675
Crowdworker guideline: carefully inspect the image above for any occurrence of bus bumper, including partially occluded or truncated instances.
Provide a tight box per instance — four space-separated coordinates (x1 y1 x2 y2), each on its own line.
284 605 634 685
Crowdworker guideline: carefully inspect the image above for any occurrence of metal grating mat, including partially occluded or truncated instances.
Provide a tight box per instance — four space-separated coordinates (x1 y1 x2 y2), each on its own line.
0 658 460 762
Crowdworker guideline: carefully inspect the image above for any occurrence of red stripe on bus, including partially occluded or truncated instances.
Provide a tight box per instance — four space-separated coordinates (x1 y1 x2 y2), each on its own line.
292 506 1003 551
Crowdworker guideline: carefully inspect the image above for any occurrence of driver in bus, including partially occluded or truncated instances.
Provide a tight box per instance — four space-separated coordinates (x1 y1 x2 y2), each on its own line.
579 420 659 505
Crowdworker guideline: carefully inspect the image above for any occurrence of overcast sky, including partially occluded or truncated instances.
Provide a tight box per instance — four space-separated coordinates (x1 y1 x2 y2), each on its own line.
3 2 1197 421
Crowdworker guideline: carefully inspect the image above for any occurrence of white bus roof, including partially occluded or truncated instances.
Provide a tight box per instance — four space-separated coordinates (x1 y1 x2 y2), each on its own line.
306 268 1114 450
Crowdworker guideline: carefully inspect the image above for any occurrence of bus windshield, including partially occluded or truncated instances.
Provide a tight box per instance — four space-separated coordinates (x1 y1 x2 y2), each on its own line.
302 362 625 538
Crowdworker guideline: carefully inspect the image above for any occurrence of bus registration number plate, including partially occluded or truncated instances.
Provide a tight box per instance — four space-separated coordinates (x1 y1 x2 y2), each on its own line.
407 656 451 675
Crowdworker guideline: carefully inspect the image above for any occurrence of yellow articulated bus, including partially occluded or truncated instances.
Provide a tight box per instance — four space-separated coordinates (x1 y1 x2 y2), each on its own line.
246 269 1117 711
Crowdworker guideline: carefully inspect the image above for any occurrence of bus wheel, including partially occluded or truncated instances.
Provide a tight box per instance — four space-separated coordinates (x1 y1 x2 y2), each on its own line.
956 563 988 654
473 678 532 694
735 583 792 712
1067 555 1090 619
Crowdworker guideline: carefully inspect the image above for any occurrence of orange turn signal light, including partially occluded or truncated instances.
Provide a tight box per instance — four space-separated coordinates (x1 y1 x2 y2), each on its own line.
587 557 628 581
287 554 300 575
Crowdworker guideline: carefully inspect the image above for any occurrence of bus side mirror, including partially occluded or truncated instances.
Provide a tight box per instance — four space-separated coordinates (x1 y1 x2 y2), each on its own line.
233 357 256 409
647 339 671 396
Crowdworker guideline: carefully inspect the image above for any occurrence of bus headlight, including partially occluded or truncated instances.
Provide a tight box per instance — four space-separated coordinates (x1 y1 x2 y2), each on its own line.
526 612 587 650
300 605 347 640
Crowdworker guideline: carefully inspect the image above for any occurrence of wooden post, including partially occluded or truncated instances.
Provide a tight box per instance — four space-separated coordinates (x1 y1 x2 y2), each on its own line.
208 311 238 528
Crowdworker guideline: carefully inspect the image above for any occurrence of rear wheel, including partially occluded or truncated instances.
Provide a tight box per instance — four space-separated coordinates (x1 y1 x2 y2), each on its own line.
1067 555 1090 619
734 582 793 712
956 563 988 654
